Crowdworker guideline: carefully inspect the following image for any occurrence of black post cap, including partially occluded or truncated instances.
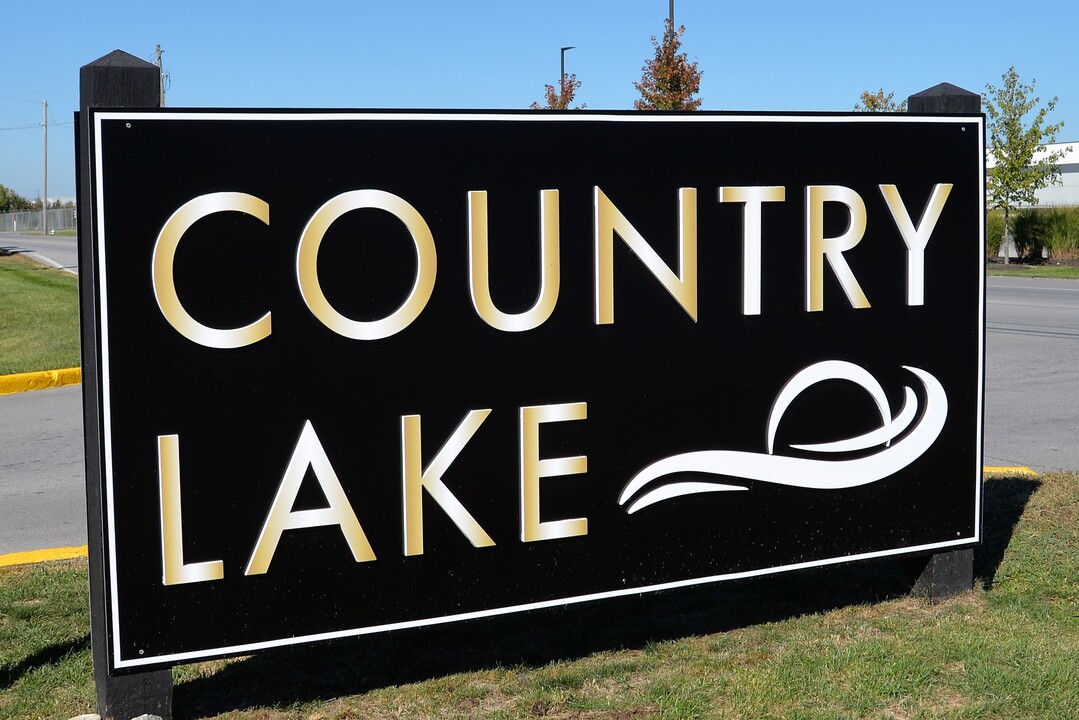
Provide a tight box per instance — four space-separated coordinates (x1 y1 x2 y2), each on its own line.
908 83 981 114
80 50 161 109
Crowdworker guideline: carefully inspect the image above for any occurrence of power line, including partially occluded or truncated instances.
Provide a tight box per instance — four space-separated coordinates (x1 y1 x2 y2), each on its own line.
0 119 73 131
1 107 63 132
44 106 74 127
1 104 74 132
0 96 45 105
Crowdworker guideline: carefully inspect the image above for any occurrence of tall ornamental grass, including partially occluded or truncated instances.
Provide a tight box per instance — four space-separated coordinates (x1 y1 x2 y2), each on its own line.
987 206 1079 260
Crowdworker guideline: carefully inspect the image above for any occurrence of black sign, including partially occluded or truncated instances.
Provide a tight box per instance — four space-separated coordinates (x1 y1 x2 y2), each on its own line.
86 110 984 670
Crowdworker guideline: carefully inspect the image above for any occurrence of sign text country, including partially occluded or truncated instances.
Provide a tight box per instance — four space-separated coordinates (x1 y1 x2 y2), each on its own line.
88 112 985 669
153 183 952 348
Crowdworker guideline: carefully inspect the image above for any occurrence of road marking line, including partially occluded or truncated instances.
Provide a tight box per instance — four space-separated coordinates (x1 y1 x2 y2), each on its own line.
0 367 81 395
0 545 88 568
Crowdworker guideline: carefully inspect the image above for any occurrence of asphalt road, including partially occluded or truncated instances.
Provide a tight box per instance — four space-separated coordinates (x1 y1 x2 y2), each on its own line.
0 276 1076 555
0 385 86 554
983 275 1079 470
0 233 79 274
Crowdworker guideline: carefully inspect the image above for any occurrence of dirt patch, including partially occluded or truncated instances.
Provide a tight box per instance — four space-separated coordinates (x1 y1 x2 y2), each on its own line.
528 703 657 719
881 702 911 719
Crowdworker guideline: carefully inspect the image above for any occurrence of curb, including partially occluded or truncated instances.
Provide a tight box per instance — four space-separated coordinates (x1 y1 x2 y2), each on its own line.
0 545 88 568
0 367 81 395
983 465 1040 477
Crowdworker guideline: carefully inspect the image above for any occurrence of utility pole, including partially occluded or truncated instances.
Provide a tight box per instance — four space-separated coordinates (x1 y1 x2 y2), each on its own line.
42 100 47 236
154 44 168 107
669 0 675 35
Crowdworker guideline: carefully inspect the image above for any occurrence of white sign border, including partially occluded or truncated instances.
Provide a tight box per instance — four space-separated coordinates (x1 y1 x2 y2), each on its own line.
92 110 986 669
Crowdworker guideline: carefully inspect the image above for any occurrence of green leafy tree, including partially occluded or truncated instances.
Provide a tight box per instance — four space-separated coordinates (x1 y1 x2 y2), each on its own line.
634 19 702 111
854 89 907 112
984 66 1070 262
0 184 33 213
531 73 584 110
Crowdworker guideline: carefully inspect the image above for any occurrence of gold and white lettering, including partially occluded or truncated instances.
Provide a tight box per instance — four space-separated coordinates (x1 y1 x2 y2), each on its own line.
519 402 588 542
805 185 870 312
152 192 272 348
718 186 786 315
468 190 560 331
246 420 375 575
594 187 697 324
158 434 224 585
879 183 953 306
401 409 496 556
297 190 436 340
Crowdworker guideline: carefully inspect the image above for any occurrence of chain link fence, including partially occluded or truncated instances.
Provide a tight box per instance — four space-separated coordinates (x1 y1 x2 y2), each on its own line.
0 208 76 233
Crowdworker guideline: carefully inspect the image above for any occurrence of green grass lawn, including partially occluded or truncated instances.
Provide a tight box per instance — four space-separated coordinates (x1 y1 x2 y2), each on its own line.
986 263 1079 280
2 471 1077 719
0 253 80 375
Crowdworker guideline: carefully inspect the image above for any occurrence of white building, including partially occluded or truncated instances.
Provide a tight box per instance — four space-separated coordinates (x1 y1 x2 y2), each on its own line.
986 141 1078 206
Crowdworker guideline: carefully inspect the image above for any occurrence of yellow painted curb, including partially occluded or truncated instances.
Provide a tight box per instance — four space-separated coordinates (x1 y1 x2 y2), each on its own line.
983 466 1040 477
0 545 88 568
0 367 81 395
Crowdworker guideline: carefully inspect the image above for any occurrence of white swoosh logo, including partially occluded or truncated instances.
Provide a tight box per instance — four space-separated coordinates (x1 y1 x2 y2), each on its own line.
619 363 947 514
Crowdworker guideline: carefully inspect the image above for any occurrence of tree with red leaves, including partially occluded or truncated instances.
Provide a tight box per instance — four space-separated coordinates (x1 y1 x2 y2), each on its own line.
634 19 702 111
531 73 584 110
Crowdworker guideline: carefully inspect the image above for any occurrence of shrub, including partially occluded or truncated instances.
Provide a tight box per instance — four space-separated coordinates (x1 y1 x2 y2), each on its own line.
987 207 1079 261
986 210 1004 257
1043 207 1079 258
1012 209 1050 258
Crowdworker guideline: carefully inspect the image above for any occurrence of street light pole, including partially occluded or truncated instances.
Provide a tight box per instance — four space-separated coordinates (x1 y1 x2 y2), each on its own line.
560 46 575 107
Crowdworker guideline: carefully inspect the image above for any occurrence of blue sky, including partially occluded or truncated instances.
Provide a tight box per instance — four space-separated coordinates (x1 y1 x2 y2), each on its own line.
2 0 1075 201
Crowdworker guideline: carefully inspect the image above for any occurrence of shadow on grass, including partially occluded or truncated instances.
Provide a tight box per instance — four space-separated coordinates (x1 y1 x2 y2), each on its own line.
172 560 920 718
0 634 90 691
174 476 1042 719
975 475 1041 590
1 247 33 260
